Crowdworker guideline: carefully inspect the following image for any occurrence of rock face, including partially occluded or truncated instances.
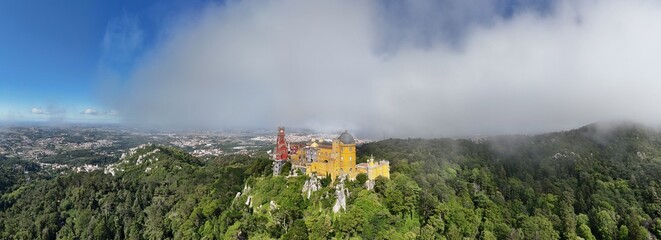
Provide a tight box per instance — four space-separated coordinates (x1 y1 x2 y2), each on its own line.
302 177 321 199
364 179 375 190
235 184 251 204
272 160 286 176
287 167 298 177
332 178 350 213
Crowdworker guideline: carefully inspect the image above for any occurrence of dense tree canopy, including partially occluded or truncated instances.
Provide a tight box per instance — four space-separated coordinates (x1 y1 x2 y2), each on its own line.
0 123 660 239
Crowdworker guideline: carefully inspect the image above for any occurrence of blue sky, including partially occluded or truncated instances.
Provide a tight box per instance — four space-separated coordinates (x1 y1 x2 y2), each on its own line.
0 0 214 123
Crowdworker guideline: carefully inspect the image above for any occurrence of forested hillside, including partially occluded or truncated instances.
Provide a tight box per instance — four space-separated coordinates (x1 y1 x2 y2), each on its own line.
1 123 661 239
358 122 661 239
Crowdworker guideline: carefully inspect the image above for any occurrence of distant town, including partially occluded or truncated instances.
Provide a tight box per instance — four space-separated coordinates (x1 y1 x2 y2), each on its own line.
0 125 371 174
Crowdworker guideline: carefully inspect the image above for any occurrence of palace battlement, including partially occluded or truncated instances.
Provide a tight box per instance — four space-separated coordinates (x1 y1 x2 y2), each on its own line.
271 127 389 181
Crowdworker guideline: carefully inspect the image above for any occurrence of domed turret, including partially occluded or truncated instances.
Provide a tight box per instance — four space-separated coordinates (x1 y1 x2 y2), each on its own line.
337 130 355 144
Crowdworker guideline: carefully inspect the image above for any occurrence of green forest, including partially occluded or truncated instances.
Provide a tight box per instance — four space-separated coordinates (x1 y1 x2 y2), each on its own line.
1 122 661 239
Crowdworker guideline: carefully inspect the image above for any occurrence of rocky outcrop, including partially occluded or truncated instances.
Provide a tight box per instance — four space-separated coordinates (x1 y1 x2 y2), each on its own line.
332 177 350 213
364 179 375 190
302 177 321 199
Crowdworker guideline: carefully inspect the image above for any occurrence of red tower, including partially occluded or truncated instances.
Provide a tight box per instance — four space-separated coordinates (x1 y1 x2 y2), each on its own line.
275 127 288 160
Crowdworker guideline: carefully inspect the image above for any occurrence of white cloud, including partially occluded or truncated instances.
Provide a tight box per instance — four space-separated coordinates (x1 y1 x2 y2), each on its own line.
31 108 46 115
81 108 99 115
116 0 661 137
30 106 66 122
80 108 119 117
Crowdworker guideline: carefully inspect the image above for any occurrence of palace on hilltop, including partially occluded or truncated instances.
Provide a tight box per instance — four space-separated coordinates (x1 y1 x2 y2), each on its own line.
271 127 389 181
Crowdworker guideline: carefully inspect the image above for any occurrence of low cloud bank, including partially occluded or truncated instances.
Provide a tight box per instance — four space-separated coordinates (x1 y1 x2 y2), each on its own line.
115 0 661 137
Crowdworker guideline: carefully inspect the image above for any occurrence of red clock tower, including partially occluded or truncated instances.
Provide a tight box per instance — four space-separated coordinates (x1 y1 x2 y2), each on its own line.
275 127 288 160
272 127 289 175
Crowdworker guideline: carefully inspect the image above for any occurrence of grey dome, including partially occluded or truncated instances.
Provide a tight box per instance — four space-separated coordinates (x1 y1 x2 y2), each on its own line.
337 131 356 144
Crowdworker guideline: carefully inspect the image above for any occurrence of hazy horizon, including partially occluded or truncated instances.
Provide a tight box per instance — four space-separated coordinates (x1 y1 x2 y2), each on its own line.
2 120 659 142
